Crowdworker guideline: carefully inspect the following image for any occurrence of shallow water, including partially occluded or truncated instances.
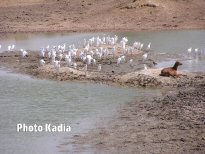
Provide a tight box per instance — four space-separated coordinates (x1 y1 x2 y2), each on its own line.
0 30 204 53
156 58 205 72
0 69 161 154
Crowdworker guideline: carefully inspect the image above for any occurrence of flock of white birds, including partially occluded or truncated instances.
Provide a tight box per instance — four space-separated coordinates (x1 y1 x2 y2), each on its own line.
0 35 152 73
186 47 205 59
0 35 204 73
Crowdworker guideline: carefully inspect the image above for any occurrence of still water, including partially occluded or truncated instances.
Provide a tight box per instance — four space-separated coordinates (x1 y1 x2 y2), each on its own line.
0 30 204 53
0 69 161 154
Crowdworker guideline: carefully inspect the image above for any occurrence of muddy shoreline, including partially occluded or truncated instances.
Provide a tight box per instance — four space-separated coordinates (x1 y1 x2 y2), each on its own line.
0 26 204 34
66 84 205 154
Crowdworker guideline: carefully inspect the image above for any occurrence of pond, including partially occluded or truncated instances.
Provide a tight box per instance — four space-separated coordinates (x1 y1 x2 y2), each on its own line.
0 30 204 53
0 69 162 154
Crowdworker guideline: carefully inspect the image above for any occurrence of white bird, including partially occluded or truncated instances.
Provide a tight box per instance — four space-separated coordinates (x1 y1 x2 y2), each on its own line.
92 58 96 65
73 62 77 69
7 45 11 51
133 42 138 49
122 37 128 44
96 37 100 47
86 55 93 65
129 59 133 67
57 45 61 50
40 48 45 57
65 55 72 66
127 47 133 55
147 43 151 50
97 64 102 72
51 52 56 64
114 35 118 44
102 36 106 44
117 57 122 65
122 41 126 50
46 45 50 51
121 55 126 63
142 53 148 61
90 50 94 57
40 59 45 66
144 64 148 70
0 44 1 49
117 56 126 65
140 44 144 50
54 61 60 72
110 38 115 45
194 48 199 57
11 44 15 50
21 49 28 58
187 47 192 54
84 44 90 52
48 51 51 58
96 51 102 59
82 56 87 62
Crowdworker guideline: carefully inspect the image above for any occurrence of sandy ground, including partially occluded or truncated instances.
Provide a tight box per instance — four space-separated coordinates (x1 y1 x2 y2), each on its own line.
0 0 205 33
0 50 205 153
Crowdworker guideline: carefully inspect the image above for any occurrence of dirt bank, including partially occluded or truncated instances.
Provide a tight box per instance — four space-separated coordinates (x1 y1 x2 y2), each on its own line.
66 83 205 154
0 0 204 33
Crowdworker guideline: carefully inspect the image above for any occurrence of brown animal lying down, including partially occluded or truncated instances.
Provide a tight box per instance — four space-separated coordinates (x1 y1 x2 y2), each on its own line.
160 61 182 78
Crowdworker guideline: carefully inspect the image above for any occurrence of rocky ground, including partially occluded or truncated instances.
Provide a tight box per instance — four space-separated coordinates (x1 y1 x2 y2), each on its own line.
0 0 204 33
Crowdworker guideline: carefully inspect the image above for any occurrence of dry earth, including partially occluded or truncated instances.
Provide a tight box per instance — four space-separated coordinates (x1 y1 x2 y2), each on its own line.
0 0 204 33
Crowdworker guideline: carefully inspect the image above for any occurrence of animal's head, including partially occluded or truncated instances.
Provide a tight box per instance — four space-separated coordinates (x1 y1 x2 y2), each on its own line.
175 61 182 66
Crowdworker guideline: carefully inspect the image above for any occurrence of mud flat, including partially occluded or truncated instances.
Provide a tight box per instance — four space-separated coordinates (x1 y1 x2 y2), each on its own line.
0 50 204 88
0 50 205 153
